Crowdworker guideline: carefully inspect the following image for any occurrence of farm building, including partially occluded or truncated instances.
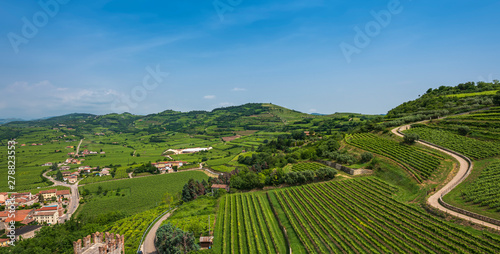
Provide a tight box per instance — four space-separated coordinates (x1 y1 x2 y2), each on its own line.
199 236 214 249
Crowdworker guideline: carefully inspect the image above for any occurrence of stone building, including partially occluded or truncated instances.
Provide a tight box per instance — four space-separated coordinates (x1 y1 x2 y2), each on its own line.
73 232 125 254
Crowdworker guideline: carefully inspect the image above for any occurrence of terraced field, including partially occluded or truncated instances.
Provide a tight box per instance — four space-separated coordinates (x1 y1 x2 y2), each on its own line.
345 133 441 182
403 127 500 159
272 178 500 253
461 161 500 212
214 193 287 254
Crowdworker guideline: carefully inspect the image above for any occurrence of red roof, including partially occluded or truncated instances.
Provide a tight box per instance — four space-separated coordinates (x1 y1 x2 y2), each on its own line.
56 190 70 195
39 189 57 194
36 206 58 211
0 210 33 222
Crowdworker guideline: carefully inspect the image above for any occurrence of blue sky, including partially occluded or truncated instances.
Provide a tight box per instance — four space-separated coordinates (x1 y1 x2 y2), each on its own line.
1 0 499 119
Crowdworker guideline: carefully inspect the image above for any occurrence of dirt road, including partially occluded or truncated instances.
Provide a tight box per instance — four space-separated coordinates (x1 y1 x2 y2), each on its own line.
392 125 500 230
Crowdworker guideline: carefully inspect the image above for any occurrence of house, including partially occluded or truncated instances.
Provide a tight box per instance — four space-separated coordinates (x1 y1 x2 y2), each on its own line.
0 209 35 228
199 236 214 249
41 162 53 167
66 146 74 149
100 151 106 154
67 176 78 184
39 189 57 200
99 168 110 176
14 225 43 241
0 193 8 203
0 238 10 247
62 171 72 177
60 166 72 171
33 208 58 225
21 144 26 147
56 190 70 200
31 143 37 146
211 184 230 192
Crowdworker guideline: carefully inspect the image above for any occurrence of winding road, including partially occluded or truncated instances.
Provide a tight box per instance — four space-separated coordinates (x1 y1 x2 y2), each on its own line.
42 171 81 223
142 209 177 254
392 125 500 230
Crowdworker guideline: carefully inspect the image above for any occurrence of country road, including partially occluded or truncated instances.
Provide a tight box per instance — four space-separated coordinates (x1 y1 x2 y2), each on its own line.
42 171 81 223
392 125 500 230
75 139 83 155
142 209 177 254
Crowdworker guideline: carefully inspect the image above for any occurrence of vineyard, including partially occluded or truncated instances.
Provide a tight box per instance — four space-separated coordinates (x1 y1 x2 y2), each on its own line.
345 133 441 182
461 161 500 212
291 162 333 172
403 127 500 159
214 193 287 254
272 177 500 253
105 205 170 254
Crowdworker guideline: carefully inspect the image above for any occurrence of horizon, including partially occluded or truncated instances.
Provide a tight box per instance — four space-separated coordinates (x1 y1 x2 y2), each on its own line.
0 102 387 122
2 1 500 119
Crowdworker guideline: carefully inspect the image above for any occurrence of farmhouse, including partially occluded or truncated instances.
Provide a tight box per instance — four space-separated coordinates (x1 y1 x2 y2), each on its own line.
0 209 35 228
68 176 78 183
39 189 57 200
57 190 71 200
33 208 58 225
41 162 53 167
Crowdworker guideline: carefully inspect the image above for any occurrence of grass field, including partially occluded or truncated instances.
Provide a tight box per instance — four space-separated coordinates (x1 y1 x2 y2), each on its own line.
445 90 499 98
77 171 208 219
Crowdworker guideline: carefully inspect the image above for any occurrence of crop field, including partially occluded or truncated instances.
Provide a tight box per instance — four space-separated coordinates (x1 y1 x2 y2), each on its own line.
444 90 499 98
77 171 208 219
214 193 287 254
345 133 441 182
403 127 500 159
291 162 332 172
271 177 500 253
461 161 500 212
105 205 170 254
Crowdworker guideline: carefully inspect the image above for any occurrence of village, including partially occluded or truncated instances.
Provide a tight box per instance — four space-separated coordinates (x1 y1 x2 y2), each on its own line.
0 188 72 246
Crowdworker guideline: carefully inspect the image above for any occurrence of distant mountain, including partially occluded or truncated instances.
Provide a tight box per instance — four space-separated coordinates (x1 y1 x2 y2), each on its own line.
0 118 25 125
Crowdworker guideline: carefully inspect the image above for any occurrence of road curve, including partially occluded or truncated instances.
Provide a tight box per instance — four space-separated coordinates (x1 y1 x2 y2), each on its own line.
42 171 81 223
142 209 176 254
392 125 500 230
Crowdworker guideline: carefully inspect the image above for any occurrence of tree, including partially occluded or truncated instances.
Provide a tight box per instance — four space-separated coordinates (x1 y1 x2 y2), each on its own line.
403 133 420 145
181 184 192 202
155 223 199 254
360 152 374 163
457 126 470 136
55 170 63 181
494 91 500 106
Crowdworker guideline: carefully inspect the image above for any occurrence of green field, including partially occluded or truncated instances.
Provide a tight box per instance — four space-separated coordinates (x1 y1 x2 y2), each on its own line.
290 162 333 172
214 193 287 254
270 177 500 253
77 171 208 219
445 90 499 98
346 133 441 182
403 127 500 159
461 161 500 212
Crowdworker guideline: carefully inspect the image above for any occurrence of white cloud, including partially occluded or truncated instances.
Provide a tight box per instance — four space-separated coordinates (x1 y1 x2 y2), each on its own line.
232 87 247 92
204 95 216 99
0 80 122 118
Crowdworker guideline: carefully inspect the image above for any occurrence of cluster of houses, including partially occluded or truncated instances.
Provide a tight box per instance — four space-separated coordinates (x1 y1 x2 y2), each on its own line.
0 189 72 235
151 161 187 174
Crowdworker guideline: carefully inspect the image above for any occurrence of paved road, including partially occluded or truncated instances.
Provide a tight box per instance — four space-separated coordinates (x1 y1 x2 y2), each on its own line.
392 125 500 230
42 171 81 223
142 209 176 254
